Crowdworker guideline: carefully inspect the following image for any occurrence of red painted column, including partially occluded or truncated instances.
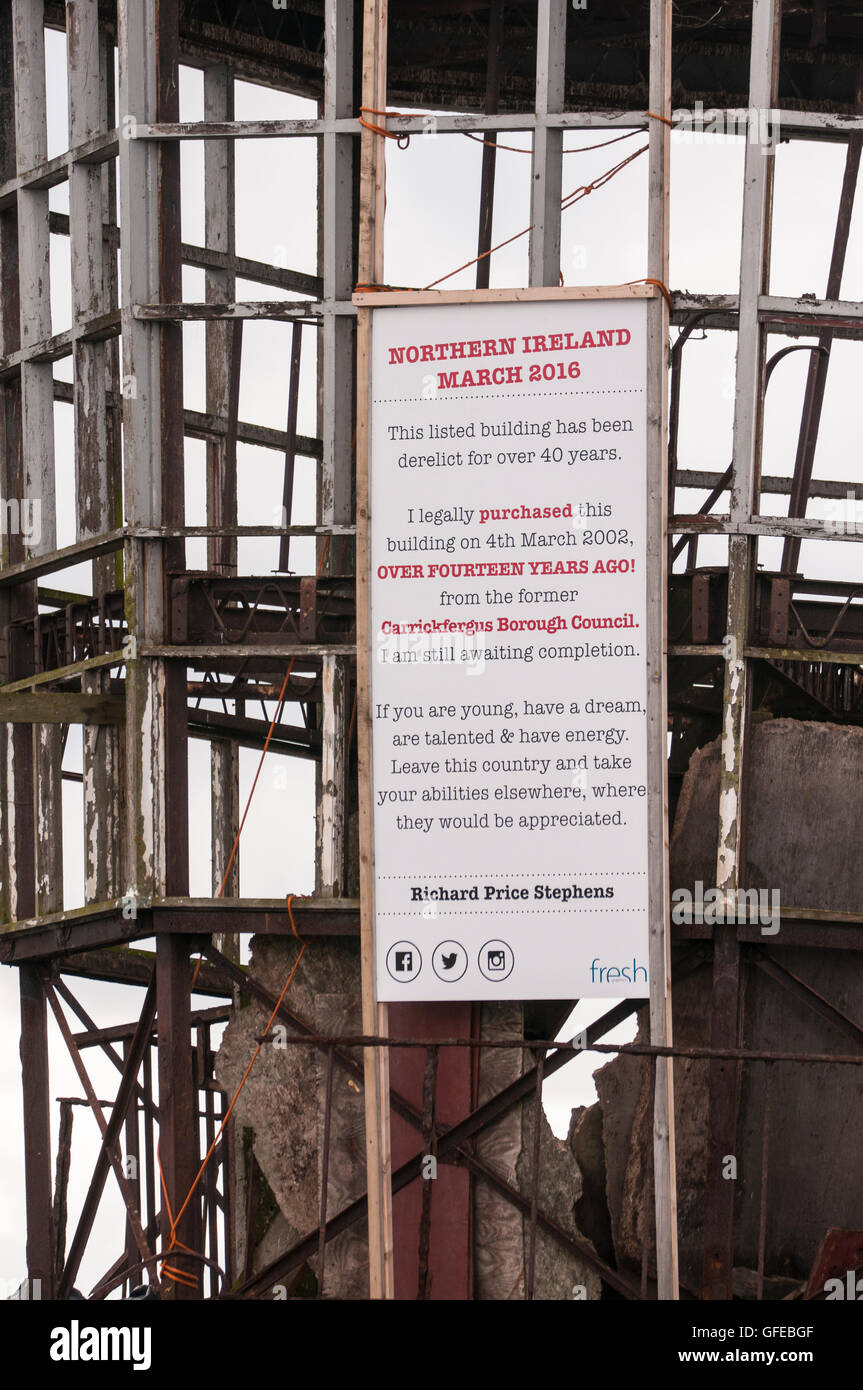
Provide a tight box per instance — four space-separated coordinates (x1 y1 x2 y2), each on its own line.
389 1002 473 1300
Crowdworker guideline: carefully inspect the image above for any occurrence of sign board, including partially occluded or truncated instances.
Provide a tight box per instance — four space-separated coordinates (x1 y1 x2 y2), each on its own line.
364 290 653 1000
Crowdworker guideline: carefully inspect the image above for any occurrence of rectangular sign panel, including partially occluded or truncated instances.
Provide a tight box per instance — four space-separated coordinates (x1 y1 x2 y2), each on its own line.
367 293 651 1000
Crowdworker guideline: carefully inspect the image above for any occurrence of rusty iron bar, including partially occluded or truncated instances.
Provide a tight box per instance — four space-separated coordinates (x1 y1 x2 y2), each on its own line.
756 1059 774 1301
238 1098 641 1301
475 0 504 290
220 1089 235 1290
87 1212 162 1302
279 320 303 572
236 1005 653 1299
72 1002 231 1051
525 1047 545 1300
86 1212 162 1295
459 1147 642 1300
60 1012 156 1301
93 1247 226 1300
60 993 157 1298
52 1099 74 1285
200 1023 220 1300
123 1038 142 1294
782 134 862 575
786 589 863 651
316 1045 335 1296
155 936 201 1298
46 976 156 1296
18 964 54 1298
753 950 863 1050
247 1032 863 1065
238 957 712 1301
672 344 828 567
217 318 242 575
54 975 156 1117
142 1046 157 1240
668 310 719 509
416 1045 440 1300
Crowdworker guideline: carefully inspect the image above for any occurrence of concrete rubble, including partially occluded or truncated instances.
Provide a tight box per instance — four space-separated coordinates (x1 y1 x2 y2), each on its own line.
217 953 601 1298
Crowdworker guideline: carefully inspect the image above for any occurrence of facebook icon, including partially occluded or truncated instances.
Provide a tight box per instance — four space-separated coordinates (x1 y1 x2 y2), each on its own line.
386 940 422 982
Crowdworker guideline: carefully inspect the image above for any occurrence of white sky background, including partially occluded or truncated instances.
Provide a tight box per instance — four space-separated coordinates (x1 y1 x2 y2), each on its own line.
1 24 863 1292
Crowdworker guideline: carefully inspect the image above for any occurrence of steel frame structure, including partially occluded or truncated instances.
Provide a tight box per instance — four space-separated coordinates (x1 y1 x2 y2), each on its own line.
1 0 863 1301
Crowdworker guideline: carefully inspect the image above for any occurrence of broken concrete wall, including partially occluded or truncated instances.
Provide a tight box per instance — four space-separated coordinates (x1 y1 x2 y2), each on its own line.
588 719 863 1293
671 717 863 914
473 1002 602 1300
214 936 368 1298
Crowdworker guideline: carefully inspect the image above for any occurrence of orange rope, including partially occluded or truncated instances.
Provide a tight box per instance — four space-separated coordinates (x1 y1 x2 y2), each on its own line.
423 222 534 290
461 127 641 155
421 143 647 291
560 144 647 210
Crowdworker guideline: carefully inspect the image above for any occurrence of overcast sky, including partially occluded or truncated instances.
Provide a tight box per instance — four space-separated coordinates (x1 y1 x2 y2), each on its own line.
1 28 862 1293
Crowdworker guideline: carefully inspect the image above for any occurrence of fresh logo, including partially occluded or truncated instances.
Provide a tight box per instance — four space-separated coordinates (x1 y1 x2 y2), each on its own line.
589 958 647 984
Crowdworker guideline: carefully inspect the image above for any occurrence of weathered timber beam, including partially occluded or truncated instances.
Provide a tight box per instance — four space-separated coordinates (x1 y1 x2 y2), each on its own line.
0 692 124 724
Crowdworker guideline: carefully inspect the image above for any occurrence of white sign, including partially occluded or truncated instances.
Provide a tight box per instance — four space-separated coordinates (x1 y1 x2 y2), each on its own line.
367 294 651 1000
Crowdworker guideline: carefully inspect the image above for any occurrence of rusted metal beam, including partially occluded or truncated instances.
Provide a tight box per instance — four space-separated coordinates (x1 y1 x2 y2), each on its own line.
123 1037 142 1292
72 1003 231 1049
782 134 862 574
19 965 55 1297
156 935 200 1298
61 946 234 995
278 322 303 572
475 0 503 290
238 1021 644 1301
54 975 157 1118
52 1099 73 1284
54 977 157 1297
753 951 863 1049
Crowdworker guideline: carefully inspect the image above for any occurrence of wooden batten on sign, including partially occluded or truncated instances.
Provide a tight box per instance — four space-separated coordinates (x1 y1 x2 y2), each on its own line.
356 304 394 1302
357 0 394 1303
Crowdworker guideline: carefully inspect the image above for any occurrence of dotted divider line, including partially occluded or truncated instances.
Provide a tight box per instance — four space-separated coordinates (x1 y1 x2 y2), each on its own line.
379 907 646 915
373 388 645 404
379 870 647 878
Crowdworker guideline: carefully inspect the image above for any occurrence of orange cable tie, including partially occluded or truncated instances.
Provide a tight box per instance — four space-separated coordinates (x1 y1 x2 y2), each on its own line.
626 277 675 313
359 105 411 147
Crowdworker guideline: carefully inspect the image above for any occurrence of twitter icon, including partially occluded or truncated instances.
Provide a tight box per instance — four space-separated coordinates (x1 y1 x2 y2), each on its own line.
433 941 468 982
